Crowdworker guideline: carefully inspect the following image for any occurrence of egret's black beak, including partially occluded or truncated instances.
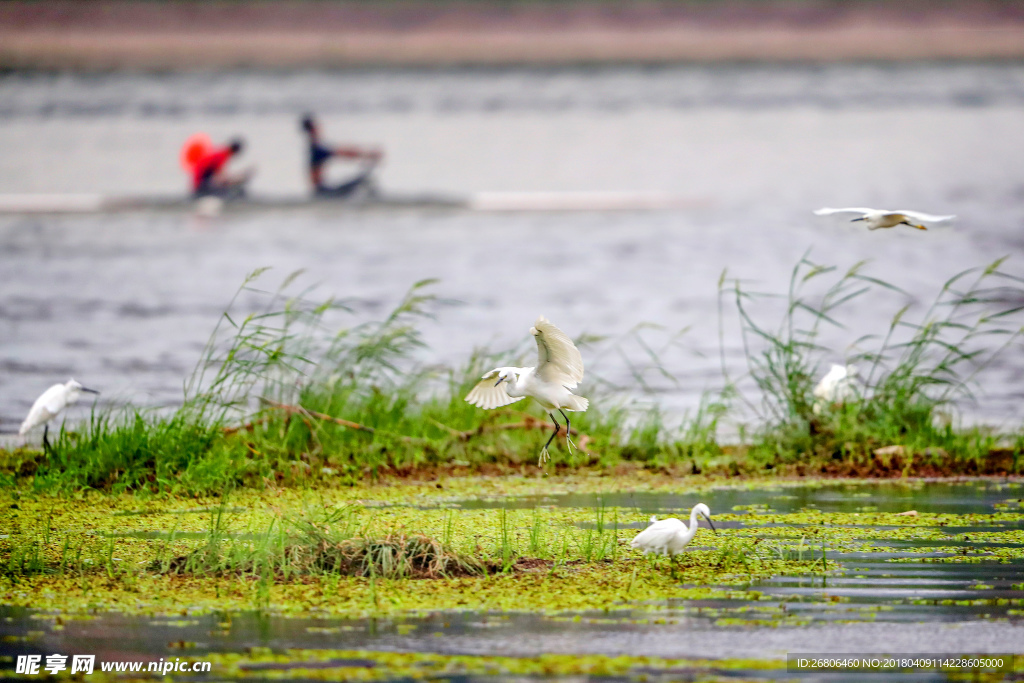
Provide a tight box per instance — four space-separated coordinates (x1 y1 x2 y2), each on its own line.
702 513 717 534
81 387 100 395
494 377 507 387
850 217 865 222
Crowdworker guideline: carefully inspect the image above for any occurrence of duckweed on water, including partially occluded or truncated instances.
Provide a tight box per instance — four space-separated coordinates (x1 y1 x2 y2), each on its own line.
3 475 1024 619
3 478 1024 683
57 649 785 683
1 562 781 619
0 480 813 617
4 645 1017 682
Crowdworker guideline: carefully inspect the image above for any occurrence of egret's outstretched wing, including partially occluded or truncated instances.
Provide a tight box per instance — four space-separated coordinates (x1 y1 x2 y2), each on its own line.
531 316 584 387
895 210 955 223
630 517 685 552
465 370 525 410
813 207 875 216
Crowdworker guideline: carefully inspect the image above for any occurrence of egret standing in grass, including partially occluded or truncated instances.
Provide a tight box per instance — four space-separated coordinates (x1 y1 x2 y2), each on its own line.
812 363 860 414
465 316 588 465
631 504 716 557
19 379 99 452
814 207 955 231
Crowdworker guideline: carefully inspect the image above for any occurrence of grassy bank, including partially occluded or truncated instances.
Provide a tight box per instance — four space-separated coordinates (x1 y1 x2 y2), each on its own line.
2 255 1024 683
3 254 1023 494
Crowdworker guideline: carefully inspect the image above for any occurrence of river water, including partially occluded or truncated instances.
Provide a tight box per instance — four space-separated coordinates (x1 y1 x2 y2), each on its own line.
2 65 1024 433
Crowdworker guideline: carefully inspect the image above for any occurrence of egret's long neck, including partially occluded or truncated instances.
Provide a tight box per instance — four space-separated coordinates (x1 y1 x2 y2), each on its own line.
687 507 702 537
504 368 529 398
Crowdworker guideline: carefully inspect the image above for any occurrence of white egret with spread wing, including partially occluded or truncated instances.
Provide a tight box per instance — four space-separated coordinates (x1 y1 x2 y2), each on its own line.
814 207 955 231
465 316 588 465
19 379 100 452
631 503 716 557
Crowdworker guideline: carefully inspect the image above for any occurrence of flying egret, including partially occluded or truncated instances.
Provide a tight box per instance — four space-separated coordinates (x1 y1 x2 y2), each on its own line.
631 503 716 557
812 364 860 414
814 207 955 231
465 316 588 465
19 379 100 452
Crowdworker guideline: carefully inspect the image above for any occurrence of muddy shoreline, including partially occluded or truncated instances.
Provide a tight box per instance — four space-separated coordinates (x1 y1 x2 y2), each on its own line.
3 1 1024 69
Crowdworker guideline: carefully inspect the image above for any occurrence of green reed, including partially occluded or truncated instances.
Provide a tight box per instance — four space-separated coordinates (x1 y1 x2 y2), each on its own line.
156 503 486 580
723 254 1024 467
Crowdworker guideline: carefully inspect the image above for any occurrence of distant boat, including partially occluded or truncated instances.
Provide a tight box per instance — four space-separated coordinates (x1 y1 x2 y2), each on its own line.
0 191 707 215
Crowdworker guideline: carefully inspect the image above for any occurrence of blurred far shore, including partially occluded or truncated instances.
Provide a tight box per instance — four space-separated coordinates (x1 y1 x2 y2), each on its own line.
3 0 1024 70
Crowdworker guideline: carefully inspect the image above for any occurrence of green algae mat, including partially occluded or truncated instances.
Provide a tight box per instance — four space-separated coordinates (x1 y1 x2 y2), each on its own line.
3 476 1024 681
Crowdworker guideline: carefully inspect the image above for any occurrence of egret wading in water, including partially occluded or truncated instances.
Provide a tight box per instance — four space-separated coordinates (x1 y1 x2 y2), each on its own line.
814 207 955 231
631 503 716 560
19 379 99 452
465 316 588 465
812 363 860 415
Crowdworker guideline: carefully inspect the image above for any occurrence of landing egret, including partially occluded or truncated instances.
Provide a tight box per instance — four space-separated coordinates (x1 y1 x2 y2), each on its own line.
814 207 955 231
19 379 99 451
631 503 716 557
465 316 588 465
812 364 860 414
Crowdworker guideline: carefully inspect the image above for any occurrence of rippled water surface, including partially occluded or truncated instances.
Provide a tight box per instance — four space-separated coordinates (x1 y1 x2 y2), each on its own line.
3 65 1024 432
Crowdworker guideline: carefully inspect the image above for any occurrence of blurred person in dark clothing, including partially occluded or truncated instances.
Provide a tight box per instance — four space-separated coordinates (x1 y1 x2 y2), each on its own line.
301 114 382 197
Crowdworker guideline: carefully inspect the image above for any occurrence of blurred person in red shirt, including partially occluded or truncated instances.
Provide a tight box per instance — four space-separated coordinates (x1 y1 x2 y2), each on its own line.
192 138 252 198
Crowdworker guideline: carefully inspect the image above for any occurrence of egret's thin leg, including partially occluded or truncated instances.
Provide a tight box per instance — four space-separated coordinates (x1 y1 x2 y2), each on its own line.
559 409 577 454
42 424 50 454
539 413 560 465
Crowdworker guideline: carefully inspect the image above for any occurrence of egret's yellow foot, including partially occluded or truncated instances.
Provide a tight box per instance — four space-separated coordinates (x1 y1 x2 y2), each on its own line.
538 447 550 466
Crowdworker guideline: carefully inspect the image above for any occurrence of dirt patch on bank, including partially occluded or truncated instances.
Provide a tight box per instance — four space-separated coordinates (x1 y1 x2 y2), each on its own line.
355 448 1023 484
3 1 1024 69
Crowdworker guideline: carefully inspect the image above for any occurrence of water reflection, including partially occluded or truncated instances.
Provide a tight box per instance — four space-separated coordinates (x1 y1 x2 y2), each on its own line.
452 480 1024 516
